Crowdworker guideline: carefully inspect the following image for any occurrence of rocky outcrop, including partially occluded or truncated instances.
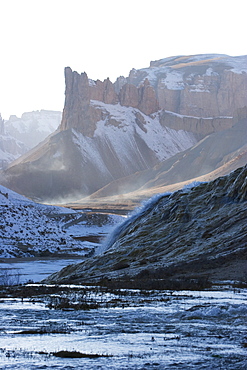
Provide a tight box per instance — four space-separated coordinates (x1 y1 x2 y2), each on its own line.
137 79 159 115
118 83 139 108
45 165 247 285
90 78 118 104
60 69 94 136
118 79 159 115
60 69 116 136
60 67 159 135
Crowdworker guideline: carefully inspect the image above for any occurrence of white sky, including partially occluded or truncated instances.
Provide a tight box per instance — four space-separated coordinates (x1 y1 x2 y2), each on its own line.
0 0 246 119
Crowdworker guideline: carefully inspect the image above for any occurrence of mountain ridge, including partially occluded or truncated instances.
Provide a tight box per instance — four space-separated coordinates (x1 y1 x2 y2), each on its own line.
1 54 247 202
0 110 61 169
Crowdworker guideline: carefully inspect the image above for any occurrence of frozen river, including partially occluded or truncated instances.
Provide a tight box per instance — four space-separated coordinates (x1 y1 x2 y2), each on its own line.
0 285 246 369
0 258 85 285
0 210 125 285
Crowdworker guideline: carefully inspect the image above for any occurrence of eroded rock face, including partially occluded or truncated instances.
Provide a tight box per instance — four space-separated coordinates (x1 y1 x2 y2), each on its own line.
45 165 247 285
60 68 93 135
118 83 139 108
141 54 247 118
61 55 247 137
61 67 160 136
137 79 159 115
90 78 118 105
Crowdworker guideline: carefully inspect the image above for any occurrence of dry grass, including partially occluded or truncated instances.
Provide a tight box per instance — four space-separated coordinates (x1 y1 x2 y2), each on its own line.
171 56 225 69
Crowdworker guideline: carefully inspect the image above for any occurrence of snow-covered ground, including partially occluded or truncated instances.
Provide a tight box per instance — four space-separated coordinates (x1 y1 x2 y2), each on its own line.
0 184 124 259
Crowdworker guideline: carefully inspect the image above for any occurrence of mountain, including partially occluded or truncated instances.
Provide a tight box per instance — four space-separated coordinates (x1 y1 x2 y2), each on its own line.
1 54 247 202
84 109 247 203
0 114 27 169
45 164 247 286
5 110 62 149
0 110 61 169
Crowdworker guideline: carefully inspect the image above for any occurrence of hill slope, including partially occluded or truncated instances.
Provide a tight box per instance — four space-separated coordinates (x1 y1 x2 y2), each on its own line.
45 165 247 285
85 113 247 202
0 184 109 258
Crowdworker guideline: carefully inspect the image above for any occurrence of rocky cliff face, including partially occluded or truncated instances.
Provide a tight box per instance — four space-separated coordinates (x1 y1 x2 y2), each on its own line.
130 54 247 118
60 68 160 135
61 55 247 135
2 54 247 201
45 165 247 285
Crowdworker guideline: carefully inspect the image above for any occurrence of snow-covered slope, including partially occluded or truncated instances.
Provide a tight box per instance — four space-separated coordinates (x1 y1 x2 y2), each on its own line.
0 184 122 258
86 115 247 200
0 184 74 258
70 101 197 180
90 101 197 161
139 54 247 85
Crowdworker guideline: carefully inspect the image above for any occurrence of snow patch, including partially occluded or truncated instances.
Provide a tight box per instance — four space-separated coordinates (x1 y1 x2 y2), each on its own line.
161 71 185 90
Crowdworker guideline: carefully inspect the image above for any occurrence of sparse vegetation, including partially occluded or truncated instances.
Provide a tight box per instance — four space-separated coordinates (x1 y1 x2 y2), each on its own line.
0 268 21 286
98 275 212 291
52 350 111 358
